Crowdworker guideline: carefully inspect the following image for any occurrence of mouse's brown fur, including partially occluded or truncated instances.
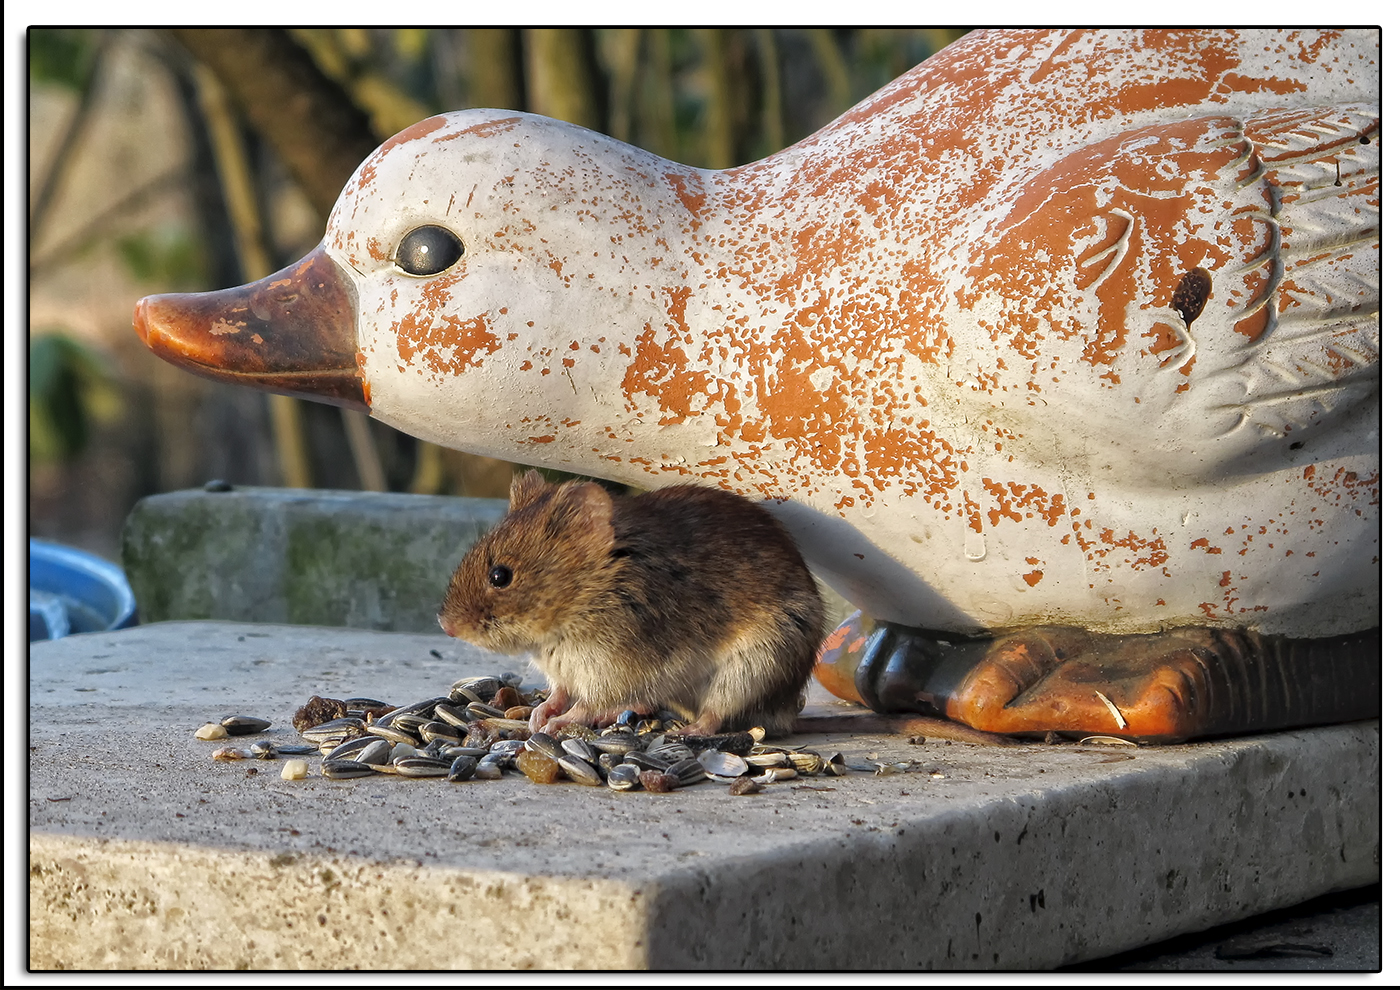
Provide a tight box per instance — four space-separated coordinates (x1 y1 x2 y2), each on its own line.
439 471 825 737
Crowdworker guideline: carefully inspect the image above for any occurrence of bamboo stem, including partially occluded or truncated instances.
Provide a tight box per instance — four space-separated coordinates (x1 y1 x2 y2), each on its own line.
342 409 388 492
289 28 431 139
523 29 600 129
192 64 313 489
755 29 784 155
598 28 641 142
696 29 732 169
407 439 445 495
806 29 851 122
642 29 678 160
466 29 524 109
30 30 113 244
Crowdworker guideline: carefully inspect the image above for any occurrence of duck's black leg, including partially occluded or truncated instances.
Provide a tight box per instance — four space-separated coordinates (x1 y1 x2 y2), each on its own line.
814 612 1379 743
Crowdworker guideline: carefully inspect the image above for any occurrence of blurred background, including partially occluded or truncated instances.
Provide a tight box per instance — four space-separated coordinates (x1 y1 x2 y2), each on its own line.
28 28 968 562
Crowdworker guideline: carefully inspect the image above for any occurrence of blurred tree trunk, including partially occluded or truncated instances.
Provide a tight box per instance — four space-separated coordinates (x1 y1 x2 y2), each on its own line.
29 30 112 243
192 63 315 490
639 30 679 160
695 30 732 169
927 29 965 55
755 29 786 155
169 29 379 218
171 29 400 492
161 40 281 493
598 29 642 143
290 29 432 138
522 29 603 129
806 29 851 122
467 29 525 110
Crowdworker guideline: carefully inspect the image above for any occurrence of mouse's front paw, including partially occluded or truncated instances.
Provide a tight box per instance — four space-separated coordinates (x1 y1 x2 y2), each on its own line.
529 684 572 732
672 711 723 736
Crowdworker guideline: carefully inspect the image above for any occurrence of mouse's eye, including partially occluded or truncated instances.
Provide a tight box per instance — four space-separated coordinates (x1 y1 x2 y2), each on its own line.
395 225 464 276
488 564 513 589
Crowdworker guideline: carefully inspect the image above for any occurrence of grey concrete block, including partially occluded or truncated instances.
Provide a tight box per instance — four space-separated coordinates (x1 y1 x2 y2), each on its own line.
120 487 507 633
29 622 1379 970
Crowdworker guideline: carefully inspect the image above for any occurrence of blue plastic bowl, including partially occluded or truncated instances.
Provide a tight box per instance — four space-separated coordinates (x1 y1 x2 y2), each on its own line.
29 539 138 642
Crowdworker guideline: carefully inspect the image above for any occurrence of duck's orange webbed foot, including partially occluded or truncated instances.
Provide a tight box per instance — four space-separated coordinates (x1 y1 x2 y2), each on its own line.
815 613 1378 743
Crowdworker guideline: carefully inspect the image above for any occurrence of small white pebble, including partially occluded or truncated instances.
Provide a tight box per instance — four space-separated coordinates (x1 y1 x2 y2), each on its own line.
281 759 309 780
195 723 228 740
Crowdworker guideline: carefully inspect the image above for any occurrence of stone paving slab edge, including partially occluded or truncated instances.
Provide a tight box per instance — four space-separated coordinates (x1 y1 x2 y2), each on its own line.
29 622 1378 970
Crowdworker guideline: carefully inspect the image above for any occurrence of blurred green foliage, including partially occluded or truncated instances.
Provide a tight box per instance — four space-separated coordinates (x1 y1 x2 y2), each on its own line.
28 28 100 90
30 332 124 463
115 226 209 290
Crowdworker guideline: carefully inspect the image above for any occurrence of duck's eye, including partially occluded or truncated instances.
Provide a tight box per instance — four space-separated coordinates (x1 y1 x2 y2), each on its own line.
488 564 513 589
395 225 464 276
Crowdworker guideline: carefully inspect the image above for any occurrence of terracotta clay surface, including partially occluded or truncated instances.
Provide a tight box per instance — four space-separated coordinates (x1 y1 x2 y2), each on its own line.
135 29 1378 641
814 610 1380 742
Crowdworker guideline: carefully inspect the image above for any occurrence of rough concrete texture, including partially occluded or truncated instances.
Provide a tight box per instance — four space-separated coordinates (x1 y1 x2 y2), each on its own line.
30 622 1378 970
120 487 507 633
1092 884 1380 971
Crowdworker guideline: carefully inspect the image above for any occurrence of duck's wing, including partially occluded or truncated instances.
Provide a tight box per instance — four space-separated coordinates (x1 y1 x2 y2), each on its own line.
953 101 1378 481
1206 104 1379 444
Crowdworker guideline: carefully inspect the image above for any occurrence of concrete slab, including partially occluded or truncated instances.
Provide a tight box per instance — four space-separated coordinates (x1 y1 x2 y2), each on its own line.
1084 883 1380 971
120 487 509 633
29 621 1378 970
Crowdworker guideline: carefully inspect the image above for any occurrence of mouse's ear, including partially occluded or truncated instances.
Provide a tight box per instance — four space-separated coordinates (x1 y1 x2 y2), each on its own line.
509 469 551 510
556 481 615 552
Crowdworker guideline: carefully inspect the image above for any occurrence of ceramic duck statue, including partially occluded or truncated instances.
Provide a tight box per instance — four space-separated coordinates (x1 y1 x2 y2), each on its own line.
136 29 1378 741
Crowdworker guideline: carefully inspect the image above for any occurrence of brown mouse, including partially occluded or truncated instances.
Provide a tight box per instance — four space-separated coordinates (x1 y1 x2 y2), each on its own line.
437 470 825 737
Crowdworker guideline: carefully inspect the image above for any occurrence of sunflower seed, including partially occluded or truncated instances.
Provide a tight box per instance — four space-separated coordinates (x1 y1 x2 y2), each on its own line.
473 760 504 781
525 732 565 760
300 717 367 744
607 764 641 791
322 759 377 779
366 724 418 747
420 721 464 745
327 736 390 764
395 758 451 778
593 732 642 756
434 703 477 730
697 749 748 778
212 746 253 761
665 758 706 787
447 755 480 782
561 737 598 763
559 754 602 786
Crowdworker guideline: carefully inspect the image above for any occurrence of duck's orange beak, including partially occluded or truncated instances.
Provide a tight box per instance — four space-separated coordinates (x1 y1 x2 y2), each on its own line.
133 245 368 410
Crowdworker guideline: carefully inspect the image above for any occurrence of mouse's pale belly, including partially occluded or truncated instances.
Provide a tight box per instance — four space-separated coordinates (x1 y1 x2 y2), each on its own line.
534 639 712 719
